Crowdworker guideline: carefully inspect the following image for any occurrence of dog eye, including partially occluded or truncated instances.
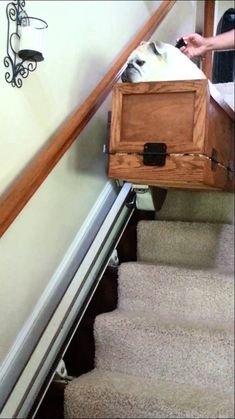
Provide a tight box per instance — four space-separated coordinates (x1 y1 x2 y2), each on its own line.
136 59 145 66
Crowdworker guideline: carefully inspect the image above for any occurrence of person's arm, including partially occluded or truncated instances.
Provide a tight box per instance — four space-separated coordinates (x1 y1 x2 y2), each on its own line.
180 30 235 58
206 29 235 51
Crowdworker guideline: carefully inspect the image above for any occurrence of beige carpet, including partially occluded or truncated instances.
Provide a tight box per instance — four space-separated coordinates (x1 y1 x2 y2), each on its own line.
65 369 233 419
155 190 234 224
137 221 234 273
64 191 234 418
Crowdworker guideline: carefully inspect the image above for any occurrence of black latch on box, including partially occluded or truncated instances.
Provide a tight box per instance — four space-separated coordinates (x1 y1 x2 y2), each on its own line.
211 148 219 171
143 143 168 166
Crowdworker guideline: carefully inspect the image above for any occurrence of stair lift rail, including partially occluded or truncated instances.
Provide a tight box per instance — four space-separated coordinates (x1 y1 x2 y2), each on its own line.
0 182 135 418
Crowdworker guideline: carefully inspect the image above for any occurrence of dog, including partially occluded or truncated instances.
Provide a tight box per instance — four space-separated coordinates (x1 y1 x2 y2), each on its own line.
121 40 206 82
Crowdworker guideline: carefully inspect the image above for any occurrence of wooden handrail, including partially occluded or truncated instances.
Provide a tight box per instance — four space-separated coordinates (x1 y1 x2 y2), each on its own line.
0 0 176 238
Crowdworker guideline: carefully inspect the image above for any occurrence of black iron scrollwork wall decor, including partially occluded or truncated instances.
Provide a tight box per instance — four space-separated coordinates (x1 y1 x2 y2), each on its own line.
4 0 48 88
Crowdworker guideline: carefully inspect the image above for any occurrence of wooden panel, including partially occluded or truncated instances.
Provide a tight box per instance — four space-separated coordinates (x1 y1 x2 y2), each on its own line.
205 96 234 167
109 154 204 184
108 154 233 191
121 92 195 144
110 80 208 154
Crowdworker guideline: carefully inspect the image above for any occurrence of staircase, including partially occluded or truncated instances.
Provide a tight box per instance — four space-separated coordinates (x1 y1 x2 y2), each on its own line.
64 190 234 419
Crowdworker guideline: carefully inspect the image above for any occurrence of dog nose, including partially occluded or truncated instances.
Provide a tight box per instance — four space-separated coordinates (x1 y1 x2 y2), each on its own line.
127 63 134 69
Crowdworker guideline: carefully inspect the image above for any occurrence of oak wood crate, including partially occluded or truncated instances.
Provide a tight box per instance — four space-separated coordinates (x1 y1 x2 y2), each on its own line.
108 80 234 191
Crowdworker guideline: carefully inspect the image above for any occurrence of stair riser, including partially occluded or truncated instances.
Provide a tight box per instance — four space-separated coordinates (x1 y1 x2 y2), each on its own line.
118 265 234 325
119 298 234 328
137 222 234 273
156 190 234 224
95 315 233 391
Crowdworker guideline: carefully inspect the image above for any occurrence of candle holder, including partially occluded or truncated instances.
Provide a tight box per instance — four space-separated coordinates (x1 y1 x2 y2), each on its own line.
4 0 48 88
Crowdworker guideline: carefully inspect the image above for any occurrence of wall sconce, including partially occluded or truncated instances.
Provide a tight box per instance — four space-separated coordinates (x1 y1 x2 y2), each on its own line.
4 0 48 88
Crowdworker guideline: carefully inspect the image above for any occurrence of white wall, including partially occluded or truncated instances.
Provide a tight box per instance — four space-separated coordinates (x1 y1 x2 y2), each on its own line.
152 0 197 44
0 1 198 366
0 0 155 193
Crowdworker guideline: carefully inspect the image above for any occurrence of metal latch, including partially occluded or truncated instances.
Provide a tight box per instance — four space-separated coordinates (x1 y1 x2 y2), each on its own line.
126 189 136 209
143 143 167 166
211 148 219 171
54 359 73 383
103 111 112 154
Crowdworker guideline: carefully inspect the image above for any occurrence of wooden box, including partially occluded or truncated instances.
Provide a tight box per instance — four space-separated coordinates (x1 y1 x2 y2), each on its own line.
108 80 234 191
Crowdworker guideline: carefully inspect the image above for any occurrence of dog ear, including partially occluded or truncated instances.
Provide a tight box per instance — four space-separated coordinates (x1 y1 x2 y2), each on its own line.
148 41 165 55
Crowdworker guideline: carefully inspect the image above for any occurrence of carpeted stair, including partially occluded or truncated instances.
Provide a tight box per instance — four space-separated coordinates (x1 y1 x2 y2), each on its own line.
64 191 234 418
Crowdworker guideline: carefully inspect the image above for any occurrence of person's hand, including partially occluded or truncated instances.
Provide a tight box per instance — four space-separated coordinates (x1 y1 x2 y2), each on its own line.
179 33 208 58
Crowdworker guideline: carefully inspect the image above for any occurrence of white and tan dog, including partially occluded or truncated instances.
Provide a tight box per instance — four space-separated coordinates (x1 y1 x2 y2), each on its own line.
121 40 206 82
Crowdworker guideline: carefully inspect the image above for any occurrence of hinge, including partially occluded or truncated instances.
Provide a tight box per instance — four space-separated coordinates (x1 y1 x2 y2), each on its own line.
227 160 234 181
143 143 168 166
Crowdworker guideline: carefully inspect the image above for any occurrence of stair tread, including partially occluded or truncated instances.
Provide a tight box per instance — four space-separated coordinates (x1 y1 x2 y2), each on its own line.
64 368 234 419
96 307 233 333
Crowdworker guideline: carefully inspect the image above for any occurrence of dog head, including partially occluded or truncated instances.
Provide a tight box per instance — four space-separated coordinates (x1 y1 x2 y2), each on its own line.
121 40 205 82
121 41 165 83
